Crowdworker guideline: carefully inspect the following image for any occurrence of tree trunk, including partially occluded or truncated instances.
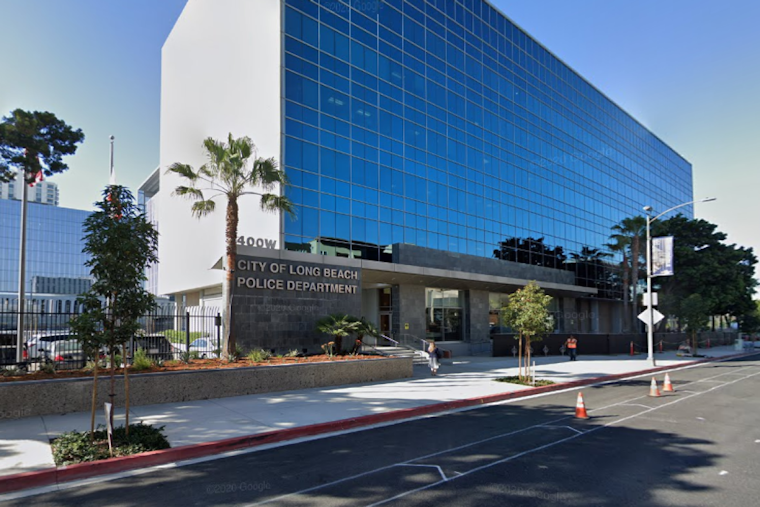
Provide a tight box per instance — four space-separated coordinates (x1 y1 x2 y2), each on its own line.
124 343 130 437
90 361 98 441
631 236 640 332
518 334 523 380
223 196 240 361
622 252 630 332
526 337 531 383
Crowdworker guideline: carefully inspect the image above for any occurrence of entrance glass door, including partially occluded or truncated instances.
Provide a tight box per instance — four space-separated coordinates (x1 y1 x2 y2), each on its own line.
425 289 464 341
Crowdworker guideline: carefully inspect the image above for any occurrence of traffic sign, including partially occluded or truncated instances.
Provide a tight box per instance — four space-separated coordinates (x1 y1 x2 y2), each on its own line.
643 292 658 307
638 309 664 326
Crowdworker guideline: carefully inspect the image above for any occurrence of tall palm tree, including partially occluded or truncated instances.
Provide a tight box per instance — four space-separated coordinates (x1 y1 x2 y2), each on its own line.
606 233 631 331
611 216 647 330
168 134 293 360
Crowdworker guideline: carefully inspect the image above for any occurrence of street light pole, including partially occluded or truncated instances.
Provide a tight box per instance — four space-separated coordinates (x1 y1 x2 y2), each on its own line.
643 197 716 367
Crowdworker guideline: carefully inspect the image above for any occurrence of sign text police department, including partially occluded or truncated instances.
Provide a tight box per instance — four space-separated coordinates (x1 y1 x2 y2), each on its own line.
236 259 359 294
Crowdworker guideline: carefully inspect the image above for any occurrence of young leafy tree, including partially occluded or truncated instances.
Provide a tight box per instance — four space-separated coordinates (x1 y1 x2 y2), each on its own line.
0 108 84 183
167 134 293 360
69 305 109 439
502 282 554 380
71 186 157 440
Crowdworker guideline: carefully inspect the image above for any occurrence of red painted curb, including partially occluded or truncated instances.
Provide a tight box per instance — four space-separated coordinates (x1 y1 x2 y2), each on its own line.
1 350 755 495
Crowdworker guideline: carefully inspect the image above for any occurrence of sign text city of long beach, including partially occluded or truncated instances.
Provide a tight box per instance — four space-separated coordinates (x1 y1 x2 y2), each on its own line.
236 259 359 294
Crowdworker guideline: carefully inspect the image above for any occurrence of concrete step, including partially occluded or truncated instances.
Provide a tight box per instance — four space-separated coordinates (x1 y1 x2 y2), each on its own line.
371 346 429 365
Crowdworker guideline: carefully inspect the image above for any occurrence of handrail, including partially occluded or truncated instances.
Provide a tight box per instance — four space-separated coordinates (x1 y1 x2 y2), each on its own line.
396 333 432 352
378 333 399 346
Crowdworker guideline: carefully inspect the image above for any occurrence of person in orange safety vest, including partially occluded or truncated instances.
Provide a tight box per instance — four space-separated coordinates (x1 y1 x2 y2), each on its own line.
565 336 578 361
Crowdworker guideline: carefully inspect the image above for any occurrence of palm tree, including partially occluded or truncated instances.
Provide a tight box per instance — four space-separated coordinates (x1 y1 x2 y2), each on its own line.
168 134 293 360
611 216 647 330
606 233 631 331
316 314 361 354
354 317 381 353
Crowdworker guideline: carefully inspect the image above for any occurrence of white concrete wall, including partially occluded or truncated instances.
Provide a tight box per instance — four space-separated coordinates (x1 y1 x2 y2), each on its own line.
158 0 282 296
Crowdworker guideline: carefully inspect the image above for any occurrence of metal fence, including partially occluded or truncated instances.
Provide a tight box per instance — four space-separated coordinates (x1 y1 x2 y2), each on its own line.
0 306 221 370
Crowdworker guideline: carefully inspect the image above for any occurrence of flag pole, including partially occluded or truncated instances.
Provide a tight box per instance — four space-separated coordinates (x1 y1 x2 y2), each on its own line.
15 172 29 364
109 135 116 185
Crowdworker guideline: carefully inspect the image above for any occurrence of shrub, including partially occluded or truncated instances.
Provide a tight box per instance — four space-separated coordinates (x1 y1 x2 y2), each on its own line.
247 349 272 362
51 423 170 466
494 376 555 387
1 367 21 377
178 350 198 363
41 362 57 374
131 348 154 371
285 349 300 357
321 341 336 358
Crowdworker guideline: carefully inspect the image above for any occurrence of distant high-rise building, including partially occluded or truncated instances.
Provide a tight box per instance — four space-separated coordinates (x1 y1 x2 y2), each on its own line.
0 171 59 206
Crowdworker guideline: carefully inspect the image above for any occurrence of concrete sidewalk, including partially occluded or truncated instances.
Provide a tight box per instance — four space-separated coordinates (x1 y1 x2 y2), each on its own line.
0 345 752 486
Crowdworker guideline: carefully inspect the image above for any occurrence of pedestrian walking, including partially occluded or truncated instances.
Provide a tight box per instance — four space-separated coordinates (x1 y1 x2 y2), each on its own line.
427 341 442 376
565 336 578 361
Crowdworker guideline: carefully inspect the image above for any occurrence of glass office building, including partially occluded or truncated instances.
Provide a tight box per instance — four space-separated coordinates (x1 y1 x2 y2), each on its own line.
0 199 92 312
159 0 693 354
281 0 691 269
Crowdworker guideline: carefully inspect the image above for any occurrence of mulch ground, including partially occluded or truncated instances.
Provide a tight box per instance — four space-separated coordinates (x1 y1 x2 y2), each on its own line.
0 354 381 382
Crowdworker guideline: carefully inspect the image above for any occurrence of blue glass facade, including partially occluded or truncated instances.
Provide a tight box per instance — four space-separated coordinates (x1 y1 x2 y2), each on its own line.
281 0 692 300
0 199 92 295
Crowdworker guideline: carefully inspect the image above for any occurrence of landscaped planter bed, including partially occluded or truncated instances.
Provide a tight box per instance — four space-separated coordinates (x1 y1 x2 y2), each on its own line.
0 355 412 419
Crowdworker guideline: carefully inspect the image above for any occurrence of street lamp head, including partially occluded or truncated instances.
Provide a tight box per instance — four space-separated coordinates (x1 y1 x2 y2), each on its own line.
700 197 716 203
643 205 653 213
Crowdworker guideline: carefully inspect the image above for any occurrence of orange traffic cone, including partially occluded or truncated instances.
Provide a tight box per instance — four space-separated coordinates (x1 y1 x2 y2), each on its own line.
575 392 590 419
648 377 661 397
663 373 675 393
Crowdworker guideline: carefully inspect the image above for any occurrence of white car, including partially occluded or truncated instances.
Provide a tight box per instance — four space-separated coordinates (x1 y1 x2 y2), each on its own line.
24 333 86 369
172 337 219 359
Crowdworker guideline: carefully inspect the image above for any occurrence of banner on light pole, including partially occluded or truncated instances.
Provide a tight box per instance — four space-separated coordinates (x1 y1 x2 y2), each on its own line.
652 236 674 276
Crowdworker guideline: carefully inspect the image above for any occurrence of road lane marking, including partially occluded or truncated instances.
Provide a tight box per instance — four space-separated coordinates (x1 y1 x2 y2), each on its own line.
538 425 584 435
399 464 448 482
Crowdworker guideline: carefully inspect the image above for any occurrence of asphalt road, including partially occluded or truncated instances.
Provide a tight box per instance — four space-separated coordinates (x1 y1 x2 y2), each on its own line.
4 354 759 507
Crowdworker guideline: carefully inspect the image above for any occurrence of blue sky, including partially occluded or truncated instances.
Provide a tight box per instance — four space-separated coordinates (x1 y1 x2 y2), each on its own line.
1 0 757 271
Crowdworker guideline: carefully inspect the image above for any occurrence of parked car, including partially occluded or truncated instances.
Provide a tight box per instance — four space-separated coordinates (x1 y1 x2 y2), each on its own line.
131 335 174 362
172 337 219 359
24 333 86 369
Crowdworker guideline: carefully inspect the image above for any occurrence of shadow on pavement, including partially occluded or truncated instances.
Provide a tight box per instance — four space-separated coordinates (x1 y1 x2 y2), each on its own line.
3 394 725 507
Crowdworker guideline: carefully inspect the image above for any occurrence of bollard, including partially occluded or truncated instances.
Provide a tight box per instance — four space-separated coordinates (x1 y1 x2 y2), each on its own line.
511 345 517 358
630 341 634 356
543 345 549 357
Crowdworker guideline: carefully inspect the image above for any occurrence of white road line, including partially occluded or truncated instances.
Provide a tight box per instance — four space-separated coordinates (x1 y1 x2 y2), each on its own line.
619 404 653 409
538 425 584 435
398 464 448 482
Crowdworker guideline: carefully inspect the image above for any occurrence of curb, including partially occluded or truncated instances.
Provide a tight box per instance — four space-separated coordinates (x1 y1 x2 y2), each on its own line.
1 350 756 495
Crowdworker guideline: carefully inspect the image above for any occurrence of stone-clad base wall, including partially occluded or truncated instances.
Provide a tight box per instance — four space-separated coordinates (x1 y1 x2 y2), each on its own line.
0 356 412 420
